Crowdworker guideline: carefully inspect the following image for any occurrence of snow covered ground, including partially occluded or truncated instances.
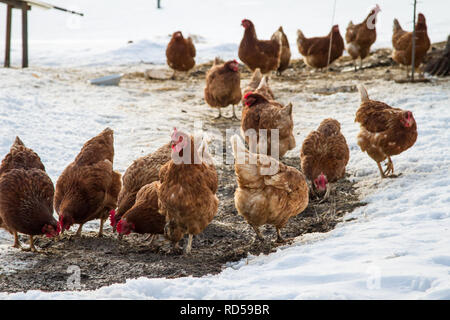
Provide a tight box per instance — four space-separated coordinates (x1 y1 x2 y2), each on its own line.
0 0 449 300
0 0 448 66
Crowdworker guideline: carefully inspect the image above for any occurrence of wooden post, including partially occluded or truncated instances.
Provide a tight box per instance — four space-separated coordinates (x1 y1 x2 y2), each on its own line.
4 4 12 67
411 0 417 81
21 2 28 68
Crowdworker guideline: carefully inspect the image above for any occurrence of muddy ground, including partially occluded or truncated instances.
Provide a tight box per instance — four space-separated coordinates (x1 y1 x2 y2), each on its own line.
0 42 447 293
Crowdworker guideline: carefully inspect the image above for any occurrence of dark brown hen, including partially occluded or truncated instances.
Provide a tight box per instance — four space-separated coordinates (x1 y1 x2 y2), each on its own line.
116 182 166 244
297 25 344 69
113 142 171 230
239 19 282 74
55 128 122 237
166 31 196 76
0 137 57 252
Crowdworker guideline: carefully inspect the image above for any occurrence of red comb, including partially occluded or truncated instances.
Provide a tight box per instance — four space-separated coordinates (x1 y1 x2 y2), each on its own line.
244 92 253 99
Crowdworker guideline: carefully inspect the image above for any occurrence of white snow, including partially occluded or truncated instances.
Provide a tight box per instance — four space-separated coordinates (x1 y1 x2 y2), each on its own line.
0 0 449 300
0 0 448 67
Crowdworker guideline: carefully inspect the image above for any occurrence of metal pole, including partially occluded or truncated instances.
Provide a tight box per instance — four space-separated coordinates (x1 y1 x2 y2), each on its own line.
52 6 83 16
327 0 337 72
411 0 417 81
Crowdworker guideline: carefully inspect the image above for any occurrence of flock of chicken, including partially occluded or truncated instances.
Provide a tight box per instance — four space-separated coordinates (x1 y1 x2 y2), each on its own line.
0 6 425 254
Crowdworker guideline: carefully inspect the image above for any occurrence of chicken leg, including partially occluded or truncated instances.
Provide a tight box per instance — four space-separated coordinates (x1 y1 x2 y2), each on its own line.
276 228 286 243
98 218 105 237
13 231 22 249
75 224 84 237
251 224 265 242
21 235 38 252
384 156 394 176
377 161 387 178
184 234 193 255
230 105 240 121
214 108 223 119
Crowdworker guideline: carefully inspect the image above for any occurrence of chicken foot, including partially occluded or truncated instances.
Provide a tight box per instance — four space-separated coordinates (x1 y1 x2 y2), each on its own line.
21 235 38 253
75 224 84 237
384 156 394 176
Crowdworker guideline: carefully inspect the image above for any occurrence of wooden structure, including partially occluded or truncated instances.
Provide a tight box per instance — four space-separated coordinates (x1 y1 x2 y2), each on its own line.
1 0 83 68
2 0 30 67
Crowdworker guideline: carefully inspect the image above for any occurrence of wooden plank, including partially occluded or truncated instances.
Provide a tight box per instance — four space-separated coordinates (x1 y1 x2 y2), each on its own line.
21 1 28 67
4 4 12 67
0 0 26 9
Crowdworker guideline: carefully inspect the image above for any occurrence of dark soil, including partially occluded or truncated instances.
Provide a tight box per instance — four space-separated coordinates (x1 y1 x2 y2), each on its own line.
0 152 364 293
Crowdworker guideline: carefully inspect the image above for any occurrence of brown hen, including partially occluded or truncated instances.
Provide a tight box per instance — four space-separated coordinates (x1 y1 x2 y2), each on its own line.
392 13 431 76
55 128 122 237
115 181 165 244
0 137 58 252
300 119 349 200
346 5 380 70
113 142 171 230
241 92 295 158
166 31 196 77
158 129 218 254
297 25 344 69
355 85 418 178
242 69 275 101
204 59 242 119
272 26 291 75
231 135 309 242
239 19 282 74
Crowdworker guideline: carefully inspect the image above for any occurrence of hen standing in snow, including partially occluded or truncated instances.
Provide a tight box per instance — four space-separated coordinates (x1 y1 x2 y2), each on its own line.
0 137 58 252
346 5 380 71
55 128 122 237
300 119 349 200
231 135 308 242
355 85 418 178
166 31 196 78
204 59 242 120
158 128 218 254
239 19 282 74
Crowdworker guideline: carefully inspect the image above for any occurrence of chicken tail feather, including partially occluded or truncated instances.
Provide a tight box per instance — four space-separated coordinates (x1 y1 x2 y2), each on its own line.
358 84 370 103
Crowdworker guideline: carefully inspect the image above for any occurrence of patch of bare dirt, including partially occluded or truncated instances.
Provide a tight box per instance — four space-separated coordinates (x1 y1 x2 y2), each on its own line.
0 154 364 293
